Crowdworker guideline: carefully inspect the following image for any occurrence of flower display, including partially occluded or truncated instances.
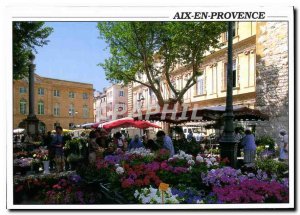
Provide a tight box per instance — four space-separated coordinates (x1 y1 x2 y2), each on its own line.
134 186 179 204
13 133 290 205
14 158 34 167
32 147 49 161
212 179 289 203
126 148 154 157
171 187 205 204
195 154 220 167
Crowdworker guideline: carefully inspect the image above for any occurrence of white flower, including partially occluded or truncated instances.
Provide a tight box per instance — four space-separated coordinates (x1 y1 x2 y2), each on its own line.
196 155 204 162
134 186 180 204
213 162 219 166
247 173 255 178
210 157 217 163
134 190 139 198
116 166 124 175
185 154 193 161
187 159 195 166
206 160 212 167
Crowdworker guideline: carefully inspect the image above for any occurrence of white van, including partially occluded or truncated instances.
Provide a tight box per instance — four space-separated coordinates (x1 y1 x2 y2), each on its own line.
182 127 206 142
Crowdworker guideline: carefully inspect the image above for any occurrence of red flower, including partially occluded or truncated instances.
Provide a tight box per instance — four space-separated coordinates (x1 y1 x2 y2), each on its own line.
143 177 150 186
154 179 161 187
66 187 72 193
135 179 144 187
52 184 62 190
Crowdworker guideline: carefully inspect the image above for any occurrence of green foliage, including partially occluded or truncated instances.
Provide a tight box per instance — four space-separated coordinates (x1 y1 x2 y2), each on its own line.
173 139 201 156
207 148 220 155
13 22 53 80
256 136 275 150
97 22 227 105
66 153 83 163
77 164 107 183
64 138 88 161
256 145 265 155
255 159 288 179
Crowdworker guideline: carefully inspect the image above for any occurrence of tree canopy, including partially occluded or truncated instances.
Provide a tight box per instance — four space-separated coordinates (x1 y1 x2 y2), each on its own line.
13 22 53 80
98 22 226 107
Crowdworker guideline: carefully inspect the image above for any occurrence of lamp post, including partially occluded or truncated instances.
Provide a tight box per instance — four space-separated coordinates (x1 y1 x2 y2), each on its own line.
23 53 40 137
219 22 238 168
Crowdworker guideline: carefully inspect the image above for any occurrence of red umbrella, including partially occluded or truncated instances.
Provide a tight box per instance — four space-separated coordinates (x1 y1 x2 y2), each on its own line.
133 121 161 129
101 118 135 130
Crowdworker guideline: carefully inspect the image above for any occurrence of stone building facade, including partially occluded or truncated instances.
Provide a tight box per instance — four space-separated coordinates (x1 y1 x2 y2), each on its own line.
13 74 94 132
94 88 107 123
94 84 128 122
255 22 289 137
106 84 128 121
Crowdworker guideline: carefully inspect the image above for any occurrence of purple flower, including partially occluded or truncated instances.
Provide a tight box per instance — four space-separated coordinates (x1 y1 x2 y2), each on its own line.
69 174 81 183
104 155 122 165
75 191 84 204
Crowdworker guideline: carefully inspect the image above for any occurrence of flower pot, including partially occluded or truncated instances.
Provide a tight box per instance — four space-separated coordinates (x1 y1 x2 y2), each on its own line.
43 160 50 174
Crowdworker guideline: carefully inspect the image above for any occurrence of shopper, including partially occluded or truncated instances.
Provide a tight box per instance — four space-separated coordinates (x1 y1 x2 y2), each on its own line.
88 130 99 164
51 126 65 172
128 134 144 151
156 130 175 157
279 129 288 161
241 128 256 165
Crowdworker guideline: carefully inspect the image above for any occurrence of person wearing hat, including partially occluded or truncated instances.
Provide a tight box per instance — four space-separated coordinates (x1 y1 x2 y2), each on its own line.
241 128 257 164
279 129 288 161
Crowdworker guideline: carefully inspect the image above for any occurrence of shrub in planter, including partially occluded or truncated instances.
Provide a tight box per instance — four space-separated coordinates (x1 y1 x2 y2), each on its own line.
255 159 288 180
256 136 275 150
173 139 201 156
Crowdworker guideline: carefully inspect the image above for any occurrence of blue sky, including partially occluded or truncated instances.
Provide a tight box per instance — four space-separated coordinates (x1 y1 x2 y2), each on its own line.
35 22 110 92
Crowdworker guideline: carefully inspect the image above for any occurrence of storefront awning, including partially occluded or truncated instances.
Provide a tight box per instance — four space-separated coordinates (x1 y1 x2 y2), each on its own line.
133 105 269 124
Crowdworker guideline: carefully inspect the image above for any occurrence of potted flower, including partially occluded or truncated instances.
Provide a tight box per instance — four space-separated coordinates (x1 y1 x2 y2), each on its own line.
33 147 50 174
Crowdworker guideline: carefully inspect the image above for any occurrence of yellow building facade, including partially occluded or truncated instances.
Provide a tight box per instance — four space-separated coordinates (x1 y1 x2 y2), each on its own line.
129 21 289 137
130 22 257 115
13 74 94 132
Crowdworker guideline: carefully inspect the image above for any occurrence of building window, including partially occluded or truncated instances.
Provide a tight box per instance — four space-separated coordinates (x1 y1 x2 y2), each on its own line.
197 75 205 95
223 59 237 90
69 104 75 116
119 90 124 97
83 93 88 99
53 103 60 116
54 90 60 97
107 102 113 112
38 88 44 95
19 87 27 94
224 22 237 41
19 99 27 115
38 101 45 115
83 105 89 118
69 92 75 98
